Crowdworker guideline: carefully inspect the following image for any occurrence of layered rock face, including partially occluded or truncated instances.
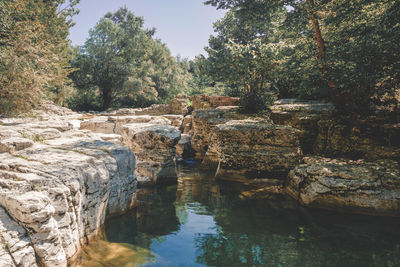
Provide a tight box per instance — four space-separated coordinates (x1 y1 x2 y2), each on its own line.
0 118 136 267
191 107 247 159
287 157 400 215
206 120 301 178
169 96 190 115
121 123 181 187
314 119 400 160
191 95 240 110
270 99 335 154
195 98 400 215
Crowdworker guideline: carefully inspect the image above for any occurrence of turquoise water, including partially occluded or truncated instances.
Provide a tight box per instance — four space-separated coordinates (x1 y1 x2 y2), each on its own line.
78 164 400 267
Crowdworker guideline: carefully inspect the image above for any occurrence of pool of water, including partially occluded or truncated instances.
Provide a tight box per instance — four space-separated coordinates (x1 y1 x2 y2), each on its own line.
76 164 400 267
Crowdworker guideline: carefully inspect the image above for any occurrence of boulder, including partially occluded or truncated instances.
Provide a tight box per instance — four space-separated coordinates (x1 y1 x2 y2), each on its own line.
191 95 240 110
287 157 400 216
121 124 181 186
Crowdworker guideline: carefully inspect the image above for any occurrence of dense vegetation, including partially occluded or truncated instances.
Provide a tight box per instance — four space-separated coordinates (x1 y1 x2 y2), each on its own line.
0 0 79 114
204 0 400 115
0 0 399 117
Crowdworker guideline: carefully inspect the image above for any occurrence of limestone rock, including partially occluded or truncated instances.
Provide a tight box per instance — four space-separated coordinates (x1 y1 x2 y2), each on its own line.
270 99 335 154
176 134 192 159
170 96 189 115
191 107 248 159
80 115 178 135
191 95 240 110
0 132 136 266
182 115 193 135
0 207 37 267
204 120 301 180
0 138 34 153
79 117 115 134
162 115 184 129
134 104 171 116
287 157 400 215
121 124 181 186
314 119 400 160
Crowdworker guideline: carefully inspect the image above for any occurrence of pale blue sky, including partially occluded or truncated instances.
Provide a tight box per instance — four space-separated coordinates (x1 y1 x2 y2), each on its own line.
69 0 226 59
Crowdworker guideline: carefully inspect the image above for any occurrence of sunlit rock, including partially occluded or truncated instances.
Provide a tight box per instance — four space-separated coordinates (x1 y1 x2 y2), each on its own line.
121 123 181 186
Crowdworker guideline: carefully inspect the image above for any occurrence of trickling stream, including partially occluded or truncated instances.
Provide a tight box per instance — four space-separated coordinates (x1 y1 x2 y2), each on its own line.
75 164 400 267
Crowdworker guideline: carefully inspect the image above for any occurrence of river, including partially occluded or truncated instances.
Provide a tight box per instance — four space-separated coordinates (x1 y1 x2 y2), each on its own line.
75 163 400 267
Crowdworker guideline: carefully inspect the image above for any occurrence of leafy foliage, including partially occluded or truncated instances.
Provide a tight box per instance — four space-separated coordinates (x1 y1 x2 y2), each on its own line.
0 0 78 115
68 8 189 110
204 0 400 116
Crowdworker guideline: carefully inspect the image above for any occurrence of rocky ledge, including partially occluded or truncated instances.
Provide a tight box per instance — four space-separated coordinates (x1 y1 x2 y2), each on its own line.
1 95 400 266
0 121 135 266
287 157 400 216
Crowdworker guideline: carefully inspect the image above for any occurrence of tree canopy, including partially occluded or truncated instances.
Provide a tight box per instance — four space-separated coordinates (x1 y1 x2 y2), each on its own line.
68 7 189 110
204 0 400 115
0 0 79 114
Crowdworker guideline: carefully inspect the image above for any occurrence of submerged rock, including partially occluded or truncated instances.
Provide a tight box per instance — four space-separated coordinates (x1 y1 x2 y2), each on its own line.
287 157 400 216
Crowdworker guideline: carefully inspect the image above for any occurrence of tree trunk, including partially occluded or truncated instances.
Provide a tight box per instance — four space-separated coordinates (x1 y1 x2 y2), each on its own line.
307 0 338 96
102 88 113 109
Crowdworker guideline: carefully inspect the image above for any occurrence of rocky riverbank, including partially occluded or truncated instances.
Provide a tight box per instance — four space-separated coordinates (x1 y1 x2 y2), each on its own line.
0 95 399 266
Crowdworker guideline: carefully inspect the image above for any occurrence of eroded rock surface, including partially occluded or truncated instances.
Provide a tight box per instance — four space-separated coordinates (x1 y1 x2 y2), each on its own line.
169 96 190 115
121 123 181 186
287 157 400 215
314 119 400 160
191 95 240 110
191 107 247 159
270 99 335 154
205 119 301 183
0 108 137 267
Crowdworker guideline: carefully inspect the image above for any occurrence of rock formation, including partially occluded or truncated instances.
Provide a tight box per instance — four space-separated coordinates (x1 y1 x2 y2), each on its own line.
287 157 400 215
0 118 136 266
191 95 240 110
120 123 181 186
270 99 335 154
191 107 247 159
207 119 301 178
1 95 400 267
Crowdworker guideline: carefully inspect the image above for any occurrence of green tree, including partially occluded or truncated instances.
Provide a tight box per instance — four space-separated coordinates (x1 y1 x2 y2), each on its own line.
205 0 400 116
0 0 79 114
203 4 285 112
70 7 187 110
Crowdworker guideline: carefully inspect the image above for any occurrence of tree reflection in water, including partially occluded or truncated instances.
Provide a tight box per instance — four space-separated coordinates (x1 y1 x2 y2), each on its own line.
77 164 400 267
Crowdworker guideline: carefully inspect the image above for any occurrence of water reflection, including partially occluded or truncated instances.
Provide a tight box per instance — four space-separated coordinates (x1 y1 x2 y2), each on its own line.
76 164 400 267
